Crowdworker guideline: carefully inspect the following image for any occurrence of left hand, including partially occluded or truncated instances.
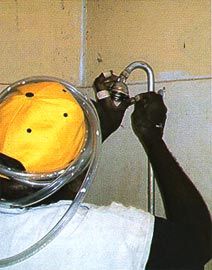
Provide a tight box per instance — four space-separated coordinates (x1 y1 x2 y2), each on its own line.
92 71 130 140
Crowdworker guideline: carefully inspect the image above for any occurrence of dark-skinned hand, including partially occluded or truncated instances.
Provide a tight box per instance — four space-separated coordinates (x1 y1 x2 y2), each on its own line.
93 71 130 141
131 92 167 148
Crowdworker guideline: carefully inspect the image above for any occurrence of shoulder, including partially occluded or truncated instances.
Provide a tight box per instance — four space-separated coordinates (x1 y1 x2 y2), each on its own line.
84 202 155 249
87 202 154 222
83 202 155 269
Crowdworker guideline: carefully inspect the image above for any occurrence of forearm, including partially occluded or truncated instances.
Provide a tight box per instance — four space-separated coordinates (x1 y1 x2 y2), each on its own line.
131 92 211 265
145 139 210 223
91 100 119 142
143 138 211 259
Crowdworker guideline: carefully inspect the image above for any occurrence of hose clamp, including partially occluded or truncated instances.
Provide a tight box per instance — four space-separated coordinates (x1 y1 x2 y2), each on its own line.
96 90 110 100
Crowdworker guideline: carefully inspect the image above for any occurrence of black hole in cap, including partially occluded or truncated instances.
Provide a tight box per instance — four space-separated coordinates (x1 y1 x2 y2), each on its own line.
25 92 34 97
27 128 32 133
63 113 68 117
62 89 67 92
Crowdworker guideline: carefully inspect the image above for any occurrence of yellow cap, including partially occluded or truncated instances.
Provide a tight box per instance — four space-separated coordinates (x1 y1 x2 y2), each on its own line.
0 81 86 173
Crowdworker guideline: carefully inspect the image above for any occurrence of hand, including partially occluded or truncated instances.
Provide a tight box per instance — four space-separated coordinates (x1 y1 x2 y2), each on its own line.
93 71 130 140
131 92 167 147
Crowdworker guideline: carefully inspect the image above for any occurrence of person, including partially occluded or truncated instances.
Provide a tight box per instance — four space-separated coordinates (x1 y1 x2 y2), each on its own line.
0 73 211 270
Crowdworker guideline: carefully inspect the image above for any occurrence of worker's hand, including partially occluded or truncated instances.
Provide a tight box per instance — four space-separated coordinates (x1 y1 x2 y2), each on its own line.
131 92 167 147
93 71 130 141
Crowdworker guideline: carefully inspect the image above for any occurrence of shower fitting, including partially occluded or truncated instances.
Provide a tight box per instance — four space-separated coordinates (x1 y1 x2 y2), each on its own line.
111 61 157 214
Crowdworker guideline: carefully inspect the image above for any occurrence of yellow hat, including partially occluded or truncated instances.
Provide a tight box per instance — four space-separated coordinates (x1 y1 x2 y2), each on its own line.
0 81 86 173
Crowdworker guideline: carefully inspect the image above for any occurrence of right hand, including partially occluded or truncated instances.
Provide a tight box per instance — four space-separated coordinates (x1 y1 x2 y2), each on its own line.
93 71 130 140
131 92 167 147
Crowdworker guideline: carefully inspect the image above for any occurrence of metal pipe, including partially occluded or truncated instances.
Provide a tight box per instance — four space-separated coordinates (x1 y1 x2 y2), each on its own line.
119 61 155 92
117 61 156 214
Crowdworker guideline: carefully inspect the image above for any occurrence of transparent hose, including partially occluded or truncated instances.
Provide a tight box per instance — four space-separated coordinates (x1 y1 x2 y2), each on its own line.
0 76 102 267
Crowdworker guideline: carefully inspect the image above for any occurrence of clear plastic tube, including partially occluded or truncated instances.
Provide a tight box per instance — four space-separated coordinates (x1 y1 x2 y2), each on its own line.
0 76 102 266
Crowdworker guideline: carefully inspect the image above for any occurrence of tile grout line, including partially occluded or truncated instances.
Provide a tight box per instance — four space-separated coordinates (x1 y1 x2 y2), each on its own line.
79 0 87 87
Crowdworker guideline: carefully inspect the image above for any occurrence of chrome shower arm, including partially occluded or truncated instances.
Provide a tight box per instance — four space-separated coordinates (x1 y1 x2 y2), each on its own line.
119 61 155 92
116 61 156 214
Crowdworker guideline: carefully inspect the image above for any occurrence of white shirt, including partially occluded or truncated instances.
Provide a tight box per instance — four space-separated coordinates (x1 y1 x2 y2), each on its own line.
0 201 154 270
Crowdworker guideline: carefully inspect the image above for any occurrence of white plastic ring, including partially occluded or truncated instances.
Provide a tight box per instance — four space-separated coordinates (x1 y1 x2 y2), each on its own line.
96 90 110 100
103 71 112 78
